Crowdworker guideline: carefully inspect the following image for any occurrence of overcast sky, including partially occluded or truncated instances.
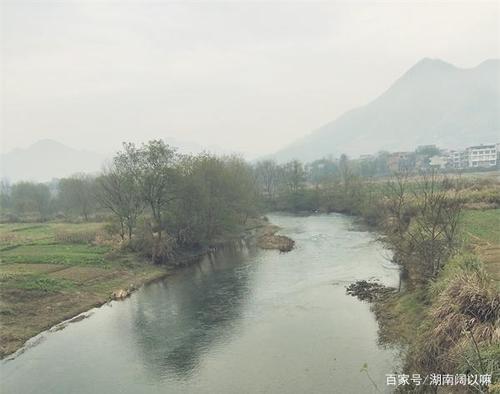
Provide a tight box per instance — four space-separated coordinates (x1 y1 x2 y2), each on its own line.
1 0 499 157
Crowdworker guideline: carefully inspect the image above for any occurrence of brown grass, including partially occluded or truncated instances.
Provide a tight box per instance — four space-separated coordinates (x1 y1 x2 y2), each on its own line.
54 228 97 244
409 270 499 377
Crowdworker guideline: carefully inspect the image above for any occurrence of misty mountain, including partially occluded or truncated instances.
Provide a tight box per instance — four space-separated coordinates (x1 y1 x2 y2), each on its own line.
0 138 240 183
0 140 108 182
273 58 500 162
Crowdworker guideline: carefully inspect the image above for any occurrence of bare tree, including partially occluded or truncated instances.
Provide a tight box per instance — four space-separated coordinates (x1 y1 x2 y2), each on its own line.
407 171 463 279
96 163 144 240
383 170 410 237
255 160 280 202
114 141 180 263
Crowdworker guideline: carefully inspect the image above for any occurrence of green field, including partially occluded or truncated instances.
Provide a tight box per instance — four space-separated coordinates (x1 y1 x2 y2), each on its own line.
462 209 500 244
461 209 500 282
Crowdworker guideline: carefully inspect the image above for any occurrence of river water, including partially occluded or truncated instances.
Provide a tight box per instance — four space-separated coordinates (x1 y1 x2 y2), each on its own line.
1 213 401 394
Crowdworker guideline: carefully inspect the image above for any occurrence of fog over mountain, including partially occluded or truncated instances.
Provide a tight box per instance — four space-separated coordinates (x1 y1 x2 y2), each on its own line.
0 138 237 182
2 58 499 181
0 140 107 182
273 58 500 162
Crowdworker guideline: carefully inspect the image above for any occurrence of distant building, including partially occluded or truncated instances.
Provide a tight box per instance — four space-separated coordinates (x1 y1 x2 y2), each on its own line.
388 152 414 172
450 150 468 169
429 155 450 169
448 143 498 170
466 144 497 168
413 154 429 170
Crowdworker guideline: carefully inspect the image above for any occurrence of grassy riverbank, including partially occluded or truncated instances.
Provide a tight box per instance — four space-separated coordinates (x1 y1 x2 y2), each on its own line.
0 222 168 358
369 208 500 391
277 171 500 390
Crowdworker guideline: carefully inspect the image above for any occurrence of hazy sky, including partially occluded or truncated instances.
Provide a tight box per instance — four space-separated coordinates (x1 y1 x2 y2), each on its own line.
1 1 499 157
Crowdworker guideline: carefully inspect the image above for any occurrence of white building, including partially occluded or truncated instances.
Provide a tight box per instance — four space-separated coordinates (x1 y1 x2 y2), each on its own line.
466 144 497 168
449 150 468 169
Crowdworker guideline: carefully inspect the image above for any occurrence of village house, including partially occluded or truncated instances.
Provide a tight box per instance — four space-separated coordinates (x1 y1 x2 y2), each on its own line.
467 144 497 168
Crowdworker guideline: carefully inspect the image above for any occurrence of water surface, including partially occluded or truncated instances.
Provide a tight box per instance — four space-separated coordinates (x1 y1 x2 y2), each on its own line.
1 213 400 393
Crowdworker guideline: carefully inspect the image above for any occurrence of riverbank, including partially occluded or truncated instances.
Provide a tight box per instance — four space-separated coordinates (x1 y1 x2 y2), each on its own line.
346 200 500 390
0 222 168 358
0 218 279 358
277 171 499 390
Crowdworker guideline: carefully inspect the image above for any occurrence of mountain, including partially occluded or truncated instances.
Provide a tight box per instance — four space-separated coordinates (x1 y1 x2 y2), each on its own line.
273 58 500 162
0 140 108 182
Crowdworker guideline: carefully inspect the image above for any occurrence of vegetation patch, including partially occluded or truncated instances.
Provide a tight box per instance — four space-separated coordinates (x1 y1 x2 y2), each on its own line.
257 234 295 252
13 276 75 292
462 209 500 245
256 224 295 252
462 209 500 282
48 266 112 284
345 280 397 302
405 267 500 386
1 244 109 265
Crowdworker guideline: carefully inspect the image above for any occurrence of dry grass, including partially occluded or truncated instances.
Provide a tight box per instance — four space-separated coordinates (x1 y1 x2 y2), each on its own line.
409 269 499 380
54 228 98 244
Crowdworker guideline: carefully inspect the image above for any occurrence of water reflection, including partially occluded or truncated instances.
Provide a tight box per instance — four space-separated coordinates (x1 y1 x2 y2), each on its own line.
131 242 257 380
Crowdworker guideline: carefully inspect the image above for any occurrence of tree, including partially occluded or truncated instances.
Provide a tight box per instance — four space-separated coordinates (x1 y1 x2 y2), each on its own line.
383 170 410 238
224 155 259 224
11 182 51 219
406 171 463 279
255 160 280 203
306 158 338 185
96 163 144 240
168 154 259 246
416 145 441 157
338 154 352 188
374 151 390 175
282 160 305 195
280 160 306 211
0 180 11 214
114 141 180 263
58 174 97 220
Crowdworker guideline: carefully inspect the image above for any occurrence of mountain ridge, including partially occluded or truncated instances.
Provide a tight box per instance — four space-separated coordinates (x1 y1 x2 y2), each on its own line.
273 58 500 162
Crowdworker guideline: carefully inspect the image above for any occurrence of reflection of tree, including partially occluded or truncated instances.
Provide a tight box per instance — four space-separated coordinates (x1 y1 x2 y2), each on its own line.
131 242 256 380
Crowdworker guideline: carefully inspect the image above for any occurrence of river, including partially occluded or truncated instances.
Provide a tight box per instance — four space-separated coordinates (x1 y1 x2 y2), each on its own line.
1 213 401 393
